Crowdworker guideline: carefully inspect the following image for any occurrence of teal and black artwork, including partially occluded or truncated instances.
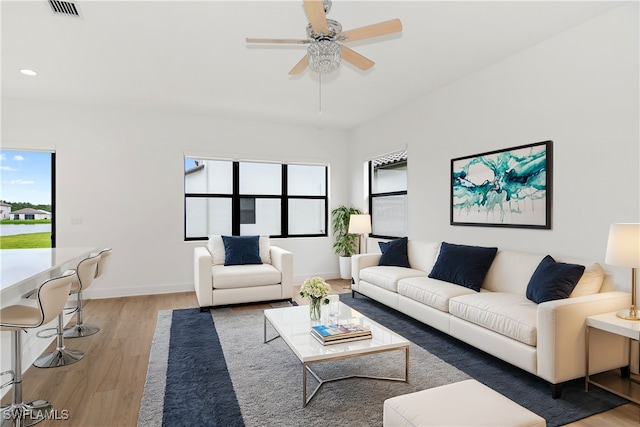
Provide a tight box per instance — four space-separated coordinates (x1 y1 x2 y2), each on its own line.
451 140 551 229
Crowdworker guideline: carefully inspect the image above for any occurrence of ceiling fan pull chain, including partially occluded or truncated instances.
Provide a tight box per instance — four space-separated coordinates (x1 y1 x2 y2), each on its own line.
318 73 322 115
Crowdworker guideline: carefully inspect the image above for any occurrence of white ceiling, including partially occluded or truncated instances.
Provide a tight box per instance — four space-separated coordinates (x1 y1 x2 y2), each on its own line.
1 0 627 130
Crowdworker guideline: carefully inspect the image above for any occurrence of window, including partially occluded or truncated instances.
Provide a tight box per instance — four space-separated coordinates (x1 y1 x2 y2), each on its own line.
184 158 327 240
0 150 55 249
239 198 256 224
369 150 408 238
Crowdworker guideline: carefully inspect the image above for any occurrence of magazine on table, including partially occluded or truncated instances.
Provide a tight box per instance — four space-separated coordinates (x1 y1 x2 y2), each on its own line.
311 323 372 343
311 330 372 345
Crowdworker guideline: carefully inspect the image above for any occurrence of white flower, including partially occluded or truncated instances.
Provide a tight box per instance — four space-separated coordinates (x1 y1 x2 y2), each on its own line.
299 276 331 304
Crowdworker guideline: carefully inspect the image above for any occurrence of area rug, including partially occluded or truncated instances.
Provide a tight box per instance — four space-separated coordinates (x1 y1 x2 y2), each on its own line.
138 297 628 427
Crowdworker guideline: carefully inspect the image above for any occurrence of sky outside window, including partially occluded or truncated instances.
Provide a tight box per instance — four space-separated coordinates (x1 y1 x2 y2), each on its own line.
0 150 52 204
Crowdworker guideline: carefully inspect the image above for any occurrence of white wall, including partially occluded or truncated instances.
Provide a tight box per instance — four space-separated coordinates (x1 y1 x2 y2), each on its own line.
1 3 638 298
348 3 639 289
1 99 351 298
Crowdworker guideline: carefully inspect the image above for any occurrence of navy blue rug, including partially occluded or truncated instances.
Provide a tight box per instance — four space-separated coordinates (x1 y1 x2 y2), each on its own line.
341 292 628 427
156 299 628 426
162 308 243 427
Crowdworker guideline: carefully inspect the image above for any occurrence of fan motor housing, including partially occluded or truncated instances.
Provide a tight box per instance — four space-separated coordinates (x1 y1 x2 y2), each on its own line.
306 19 342 40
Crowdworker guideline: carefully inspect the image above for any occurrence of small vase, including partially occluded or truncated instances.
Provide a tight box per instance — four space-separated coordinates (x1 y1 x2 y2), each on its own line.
309 297 322 321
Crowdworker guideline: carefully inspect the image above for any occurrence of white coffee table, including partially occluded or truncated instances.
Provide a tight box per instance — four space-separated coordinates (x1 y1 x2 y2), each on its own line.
263 302 410 406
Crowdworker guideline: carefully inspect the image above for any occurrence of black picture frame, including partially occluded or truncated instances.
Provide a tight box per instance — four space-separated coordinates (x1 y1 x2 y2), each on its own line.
450 140 552 229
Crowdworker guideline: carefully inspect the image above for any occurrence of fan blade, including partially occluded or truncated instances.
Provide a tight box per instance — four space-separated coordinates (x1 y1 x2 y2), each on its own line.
289 55 309 75
341 46 374 71
246 38 311 44
303 0 329 35
339 18 403 43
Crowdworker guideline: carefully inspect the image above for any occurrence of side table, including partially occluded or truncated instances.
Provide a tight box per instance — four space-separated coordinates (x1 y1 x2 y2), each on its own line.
585 312 640 404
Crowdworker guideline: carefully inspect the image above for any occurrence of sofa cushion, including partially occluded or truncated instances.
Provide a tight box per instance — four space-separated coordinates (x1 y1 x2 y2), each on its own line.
428 242 498 292
482 251 545 294
360 266 426 292
379 237 411 268
407 241 442 274
449 292 538 346
212 264 281 289
222 235 262 266
566 262 604 298
526 255 585 304
398 277 477 312
259 235 271 264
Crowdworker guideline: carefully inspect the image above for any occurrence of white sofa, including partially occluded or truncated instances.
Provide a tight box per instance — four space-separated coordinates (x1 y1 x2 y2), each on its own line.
352 240 630 398
194 239 293 308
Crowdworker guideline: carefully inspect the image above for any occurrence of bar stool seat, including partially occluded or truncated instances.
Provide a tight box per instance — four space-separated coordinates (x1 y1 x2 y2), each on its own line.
0 270 76 427
0 306 41 326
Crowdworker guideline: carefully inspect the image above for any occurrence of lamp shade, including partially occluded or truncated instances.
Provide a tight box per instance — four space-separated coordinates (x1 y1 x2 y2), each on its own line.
348 214 372 234
605 223 640 268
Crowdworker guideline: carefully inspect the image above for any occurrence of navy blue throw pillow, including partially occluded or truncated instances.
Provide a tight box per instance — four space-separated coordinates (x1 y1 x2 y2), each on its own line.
221 235 262 266
378 237 411 268
526 255 585 304
428 242 498 291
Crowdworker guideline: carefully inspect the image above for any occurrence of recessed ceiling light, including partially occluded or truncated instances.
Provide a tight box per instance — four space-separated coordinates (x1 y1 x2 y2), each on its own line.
20 69 37 76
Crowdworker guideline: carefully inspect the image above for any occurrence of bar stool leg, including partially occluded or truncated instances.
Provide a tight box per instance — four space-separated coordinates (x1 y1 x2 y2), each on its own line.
1 331 53 427
33 314 84 368
62 292 99 338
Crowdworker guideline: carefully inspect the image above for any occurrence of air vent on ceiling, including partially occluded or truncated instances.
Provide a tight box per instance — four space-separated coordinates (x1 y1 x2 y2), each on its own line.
48 0 80 17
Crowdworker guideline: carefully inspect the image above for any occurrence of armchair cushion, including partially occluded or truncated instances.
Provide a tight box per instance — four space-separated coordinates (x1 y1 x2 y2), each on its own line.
222 235 262 266
212 264 281 289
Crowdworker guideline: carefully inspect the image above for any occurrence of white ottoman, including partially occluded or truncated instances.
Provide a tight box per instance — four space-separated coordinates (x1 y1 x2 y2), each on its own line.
383 379 546 427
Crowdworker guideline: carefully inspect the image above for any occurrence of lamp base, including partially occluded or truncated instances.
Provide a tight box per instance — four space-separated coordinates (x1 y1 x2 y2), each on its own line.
616 310 640 321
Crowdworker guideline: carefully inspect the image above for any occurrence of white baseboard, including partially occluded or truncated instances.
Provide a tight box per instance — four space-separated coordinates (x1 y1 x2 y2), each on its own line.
85 273 344 300
293 272 343 284
85 282 193 299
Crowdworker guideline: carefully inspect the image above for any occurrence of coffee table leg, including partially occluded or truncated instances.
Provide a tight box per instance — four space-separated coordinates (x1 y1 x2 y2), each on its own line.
303 363 307 407
263 315 280 343
405 346 410 382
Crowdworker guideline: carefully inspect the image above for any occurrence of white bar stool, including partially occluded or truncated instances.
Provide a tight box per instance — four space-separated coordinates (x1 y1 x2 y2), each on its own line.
33 253 100 368
63 248 111 339
0 270 76 427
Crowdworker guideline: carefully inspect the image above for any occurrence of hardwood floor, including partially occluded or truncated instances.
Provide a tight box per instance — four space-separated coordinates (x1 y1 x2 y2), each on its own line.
3 280 637 426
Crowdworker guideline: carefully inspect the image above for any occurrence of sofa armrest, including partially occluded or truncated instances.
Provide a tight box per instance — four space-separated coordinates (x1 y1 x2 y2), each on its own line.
270 246 293 299
536 291 630 383
194 247 214 308
352 254 381 285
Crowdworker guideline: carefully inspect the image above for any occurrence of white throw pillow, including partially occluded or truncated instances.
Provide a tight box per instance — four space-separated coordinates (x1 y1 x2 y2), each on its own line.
569 262 605 298
259 235 271 264
207 235 226 265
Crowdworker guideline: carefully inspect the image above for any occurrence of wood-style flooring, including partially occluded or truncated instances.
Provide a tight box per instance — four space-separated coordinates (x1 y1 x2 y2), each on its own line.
2 279 637 426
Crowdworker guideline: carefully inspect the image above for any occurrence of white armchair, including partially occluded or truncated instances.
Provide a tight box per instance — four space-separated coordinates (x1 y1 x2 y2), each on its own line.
194 245 293 309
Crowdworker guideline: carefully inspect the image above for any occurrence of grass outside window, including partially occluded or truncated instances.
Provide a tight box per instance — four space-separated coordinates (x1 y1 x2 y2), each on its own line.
0 233 52 249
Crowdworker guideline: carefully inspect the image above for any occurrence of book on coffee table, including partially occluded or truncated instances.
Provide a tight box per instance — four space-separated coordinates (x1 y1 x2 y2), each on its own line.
311 323 372 344
311 331 372 345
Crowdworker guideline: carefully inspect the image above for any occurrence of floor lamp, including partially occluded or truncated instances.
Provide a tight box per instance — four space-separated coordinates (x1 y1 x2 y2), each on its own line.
605 223 640 321
348 214 372 255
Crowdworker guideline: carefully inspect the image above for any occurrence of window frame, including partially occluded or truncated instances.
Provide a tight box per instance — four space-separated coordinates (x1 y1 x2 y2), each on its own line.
184 159 328 240
368 152 408 240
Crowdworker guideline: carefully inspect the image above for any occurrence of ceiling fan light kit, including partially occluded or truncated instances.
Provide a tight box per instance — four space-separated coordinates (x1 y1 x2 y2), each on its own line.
307 39 341 74
246 0 402 76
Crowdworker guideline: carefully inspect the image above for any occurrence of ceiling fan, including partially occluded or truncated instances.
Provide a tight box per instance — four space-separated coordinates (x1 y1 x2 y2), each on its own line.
246 0 402 75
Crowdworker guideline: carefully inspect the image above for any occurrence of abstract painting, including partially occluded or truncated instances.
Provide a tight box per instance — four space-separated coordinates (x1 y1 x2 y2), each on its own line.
451 141 552 229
